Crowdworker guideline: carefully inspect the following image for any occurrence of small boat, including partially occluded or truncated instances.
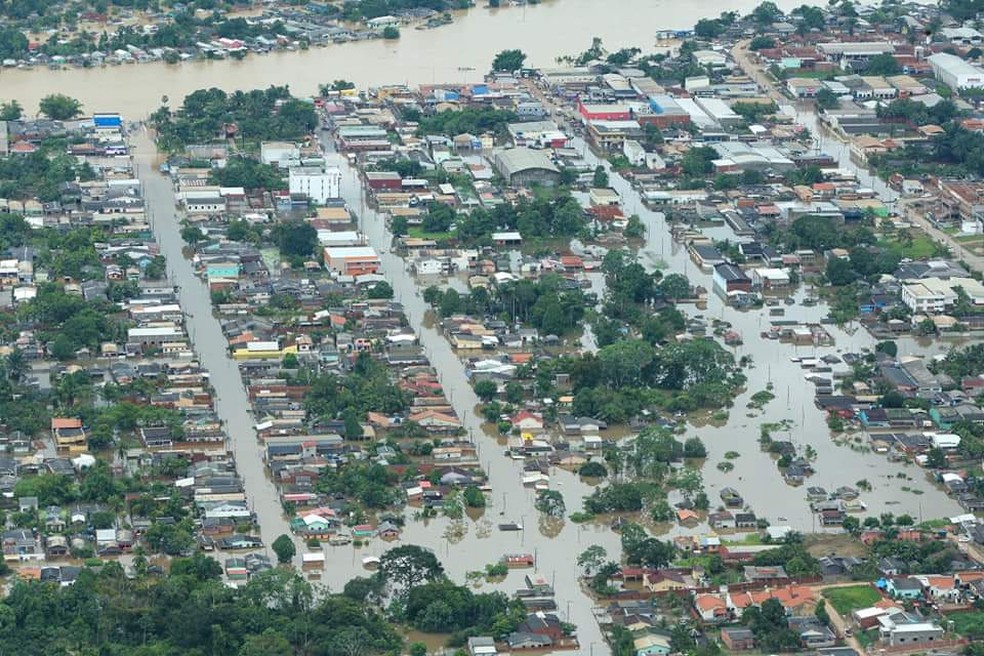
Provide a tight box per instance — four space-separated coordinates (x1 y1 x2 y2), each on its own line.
498 522 524 531
362 556 380 569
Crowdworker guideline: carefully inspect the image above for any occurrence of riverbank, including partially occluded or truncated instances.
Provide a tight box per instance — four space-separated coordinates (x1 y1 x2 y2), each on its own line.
0 0 809 118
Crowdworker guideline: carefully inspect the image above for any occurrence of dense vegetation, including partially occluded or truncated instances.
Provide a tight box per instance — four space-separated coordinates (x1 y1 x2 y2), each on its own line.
152 87 317 151
424 272 590 336
305 351 412 424
0 143 97 201
0 562 405 656
417 107 517 137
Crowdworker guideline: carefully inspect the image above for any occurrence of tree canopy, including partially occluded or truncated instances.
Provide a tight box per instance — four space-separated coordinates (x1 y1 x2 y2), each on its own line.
491 49 526 72
38 94 83 120
152 87 317 151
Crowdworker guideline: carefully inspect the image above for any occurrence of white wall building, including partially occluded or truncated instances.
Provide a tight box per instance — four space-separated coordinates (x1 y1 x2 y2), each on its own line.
901 277 984 314
927 53 984 90
260 141 300 166
289 166 341 205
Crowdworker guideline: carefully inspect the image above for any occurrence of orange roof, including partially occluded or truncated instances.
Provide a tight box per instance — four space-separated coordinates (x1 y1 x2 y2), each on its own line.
922 575 953 589
509 353 533 364
677 509 699 521
51 417 82 430
771 585 814 608
695 595 727 611
227 331 255 345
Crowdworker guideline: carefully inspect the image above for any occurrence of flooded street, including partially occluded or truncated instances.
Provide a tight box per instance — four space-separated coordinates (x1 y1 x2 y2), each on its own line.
571 130 966 530
3 0 808 118
319 134 623 651
97 5 971 651
132 131 294 559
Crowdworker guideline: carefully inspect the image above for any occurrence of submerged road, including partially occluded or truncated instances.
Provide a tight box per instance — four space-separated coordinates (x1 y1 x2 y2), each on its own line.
316 127 619 655
132 130 293 560
731 40 984 273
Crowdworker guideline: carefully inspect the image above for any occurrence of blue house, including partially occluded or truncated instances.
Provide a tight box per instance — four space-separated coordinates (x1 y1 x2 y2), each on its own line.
885 577 923 600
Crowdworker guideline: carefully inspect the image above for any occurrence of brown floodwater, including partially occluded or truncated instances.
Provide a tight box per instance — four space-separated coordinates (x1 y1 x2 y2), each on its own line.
3 0 808 118
110 7 962 651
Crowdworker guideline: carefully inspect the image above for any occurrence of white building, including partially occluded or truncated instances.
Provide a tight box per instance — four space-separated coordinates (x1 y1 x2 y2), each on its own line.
901 276 984 314
289 166 341 205
927 53 984 90
260 141 300 166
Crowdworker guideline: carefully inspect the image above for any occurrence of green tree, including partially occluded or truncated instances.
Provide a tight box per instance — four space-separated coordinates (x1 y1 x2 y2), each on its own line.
180 225 205 244
367 281 394 299
875 340 898 358
491 48 527 72
0 100 22 120
752 1 783 25
577 545 607 575
592 165 609 188
815 87 841 111
379 544 445 590
38 93 83 120
749 36 776 50
391 215 409 236
273 220 317 258
343 407 364 440
866 53 901 76
463 486 486 508
826 257 857 286
382 26 400 39
473 379 498 402
926 447 948 469
535 489 566 517
240 629 293 656
272 534 296 565
694 18 725 38
683 437 707 458
578 460 608 478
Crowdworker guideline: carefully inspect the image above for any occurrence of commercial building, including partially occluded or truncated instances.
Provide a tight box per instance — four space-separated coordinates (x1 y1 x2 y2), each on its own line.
586 120 643 150
493 148 561 187
901 277 984 314
506 121 569 149
713 263 752 294
927 53 984 90
260 141 300 166
644 95 692 129
323 246 381 276
695 97 742 127
288 166 341 204
576 100 632 121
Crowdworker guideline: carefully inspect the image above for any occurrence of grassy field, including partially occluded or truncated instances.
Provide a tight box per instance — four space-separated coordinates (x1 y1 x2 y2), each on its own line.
878 231 939 259
823 585 882 614
407 227 454 240
949 610 984 637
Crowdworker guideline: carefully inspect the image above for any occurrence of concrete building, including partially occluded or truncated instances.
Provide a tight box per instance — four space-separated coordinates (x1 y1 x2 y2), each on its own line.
323 246 381 276
927 53 984 90
877 617 943 648
901 277 984 314
288 166 341 204
695 97 742 127
260 141 300 166
713 263 752 294
493 148 561 187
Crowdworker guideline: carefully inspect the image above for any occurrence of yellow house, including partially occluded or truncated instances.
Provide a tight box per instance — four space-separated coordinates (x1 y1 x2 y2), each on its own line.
232 341 298 360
